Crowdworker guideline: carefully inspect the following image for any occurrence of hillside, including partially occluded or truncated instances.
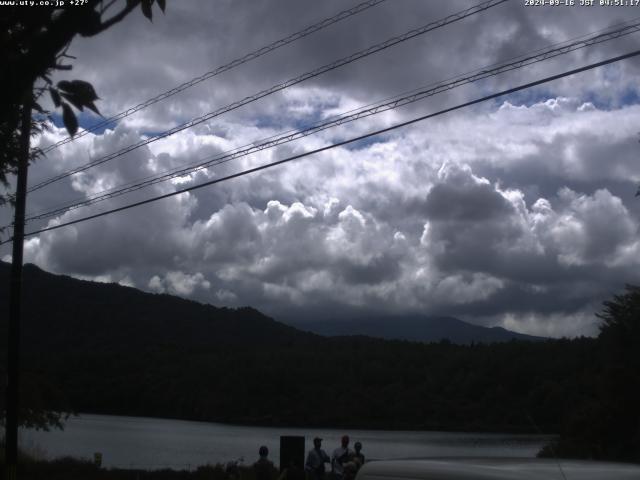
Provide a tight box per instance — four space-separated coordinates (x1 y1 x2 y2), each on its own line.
0 262 317 354
300 316 546 344
0 262 597 433
0 262 544 348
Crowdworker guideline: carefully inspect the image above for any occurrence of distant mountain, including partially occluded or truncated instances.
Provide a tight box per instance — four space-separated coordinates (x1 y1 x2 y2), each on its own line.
1 261 587 434
0 262 542 349
298 316 546 344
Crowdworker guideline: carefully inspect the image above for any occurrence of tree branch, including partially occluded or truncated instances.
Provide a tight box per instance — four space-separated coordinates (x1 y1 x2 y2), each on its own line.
100 0 120 16
86 0 141 36
1 0 143 118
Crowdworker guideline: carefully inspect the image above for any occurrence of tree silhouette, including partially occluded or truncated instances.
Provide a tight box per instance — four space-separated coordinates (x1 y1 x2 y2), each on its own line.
0 0 167 432
597 284 640 345
0 0 166 208
539 285 640 462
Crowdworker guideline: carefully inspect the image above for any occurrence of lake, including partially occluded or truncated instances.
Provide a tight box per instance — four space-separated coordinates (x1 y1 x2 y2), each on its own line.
20 414 552 470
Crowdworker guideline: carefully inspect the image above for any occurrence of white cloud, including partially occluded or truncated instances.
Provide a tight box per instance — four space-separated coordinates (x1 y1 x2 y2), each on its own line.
3 2 640 337
148 271 211 296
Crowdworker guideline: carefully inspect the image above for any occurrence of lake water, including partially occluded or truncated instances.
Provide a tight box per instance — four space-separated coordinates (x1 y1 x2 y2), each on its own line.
20 414 552 471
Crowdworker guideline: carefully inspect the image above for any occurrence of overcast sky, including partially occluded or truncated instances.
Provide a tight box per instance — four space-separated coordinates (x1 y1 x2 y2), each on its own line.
2 0 640 337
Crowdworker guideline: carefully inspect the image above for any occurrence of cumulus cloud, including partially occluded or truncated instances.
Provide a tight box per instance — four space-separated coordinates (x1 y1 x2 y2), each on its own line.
2 2 640 338
148 271 211 296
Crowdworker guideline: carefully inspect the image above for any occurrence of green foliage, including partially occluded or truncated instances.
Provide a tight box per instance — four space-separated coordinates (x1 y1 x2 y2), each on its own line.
0 360 72 432
1 0 169 425
4 264 638 462
0 0 167 205
141 0 154 21
598 285 640 351
52 78 103 137
57 80 101 115
61 102 79 137
539 285 640 463
0 455 259 480
0 263 600 435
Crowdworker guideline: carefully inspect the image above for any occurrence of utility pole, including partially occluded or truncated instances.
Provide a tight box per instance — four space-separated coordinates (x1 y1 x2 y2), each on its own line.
5 86 32 480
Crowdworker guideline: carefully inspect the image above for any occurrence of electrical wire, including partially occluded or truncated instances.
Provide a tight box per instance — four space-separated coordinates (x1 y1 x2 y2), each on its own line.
40 0 388 153
21 19 640 224
38 13 640 202
3 48 637 246
28 0 509 193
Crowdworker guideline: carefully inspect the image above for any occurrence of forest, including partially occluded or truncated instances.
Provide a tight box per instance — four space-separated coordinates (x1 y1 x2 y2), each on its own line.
1 263 639 463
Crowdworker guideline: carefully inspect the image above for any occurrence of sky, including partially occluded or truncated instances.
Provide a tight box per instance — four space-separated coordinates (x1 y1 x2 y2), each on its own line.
2 0 640 337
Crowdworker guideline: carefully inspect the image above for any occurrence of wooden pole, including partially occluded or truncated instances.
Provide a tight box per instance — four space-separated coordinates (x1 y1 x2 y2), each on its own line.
5 87 32 480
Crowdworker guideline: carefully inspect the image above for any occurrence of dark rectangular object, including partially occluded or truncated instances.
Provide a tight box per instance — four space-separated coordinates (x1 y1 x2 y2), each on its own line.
280 435 305 471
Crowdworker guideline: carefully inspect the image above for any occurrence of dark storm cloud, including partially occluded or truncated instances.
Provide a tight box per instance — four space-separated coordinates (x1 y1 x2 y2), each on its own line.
424 174 513 222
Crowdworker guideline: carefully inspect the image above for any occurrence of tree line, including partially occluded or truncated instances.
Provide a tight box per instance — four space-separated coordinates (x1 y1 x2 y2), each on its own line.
1 264 638 462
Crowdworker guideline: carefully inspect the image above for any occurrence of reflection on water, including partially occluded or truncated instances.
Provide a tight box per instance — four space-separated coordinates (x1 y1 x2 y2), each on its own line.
20 414 552 470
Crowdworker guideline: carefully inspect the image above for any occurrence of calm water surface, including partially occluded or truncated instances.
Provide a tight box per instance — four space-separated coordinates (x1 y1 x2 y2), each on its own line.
20 414 551 470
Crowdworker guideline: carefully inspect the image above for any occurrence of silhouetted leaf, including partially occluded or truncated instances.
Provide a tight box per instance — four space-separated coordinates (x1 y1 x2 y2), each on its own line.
141 0 153 21
58 80 98 101
84 100 102 116
61 102 78 137
60 92 84 112
58 80 101 115
157 0 166 13
57 80 72 92
49 88 61 108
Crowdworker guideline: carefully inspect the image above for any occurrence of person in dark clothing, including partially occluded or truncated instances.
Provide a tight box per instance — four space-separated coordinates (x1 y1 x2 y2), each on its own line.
306 437 330 480
254 445 275 480
352 441 365 467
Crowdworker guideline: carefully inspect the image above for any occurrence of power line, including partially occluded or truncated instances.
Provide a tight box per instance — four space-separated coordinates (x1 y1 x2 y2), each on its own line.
40 0 388 153
4 48 638 246
28 0 508 193
21 19 640 224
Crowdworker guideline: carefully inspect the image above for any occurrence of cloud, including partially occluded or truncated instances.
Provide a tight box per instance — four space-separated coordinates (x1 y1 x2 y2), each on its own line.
2 2 640 338
543 188 639 267
6 94 640 338
148 271 210 296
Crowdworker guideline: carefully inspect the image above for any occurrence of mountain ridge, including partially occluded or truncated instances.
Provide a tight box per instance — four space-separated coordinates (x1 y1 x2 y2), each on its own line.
297 315 546 344
0 261 592 433
0 261 544 345
0 261 317 353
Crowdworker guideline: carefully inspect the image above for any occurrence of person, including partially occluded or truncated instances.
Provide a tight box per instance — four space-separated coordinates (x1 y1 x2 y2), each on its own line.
331 435 353 480
254 445 275 480
306 437 330 480
352 441 365 467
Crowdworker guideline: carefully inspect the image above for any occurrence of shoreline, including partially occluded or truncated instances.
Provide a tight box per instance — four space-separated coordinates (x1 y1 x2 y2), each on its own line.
60 411 559 436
